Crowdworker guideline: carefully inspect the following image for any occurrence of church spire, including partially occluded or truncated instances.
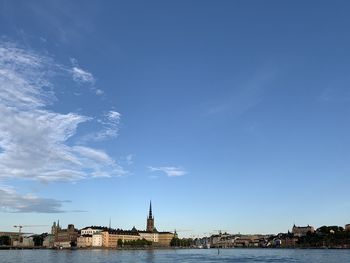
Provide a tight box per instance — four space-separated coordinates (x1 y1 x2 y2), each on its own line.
146 201 155 232
148 200 153 219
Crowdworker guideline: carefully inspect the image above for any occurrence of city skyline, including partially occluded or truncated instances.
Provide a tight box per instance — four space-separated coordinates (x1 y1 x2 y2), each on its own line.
1 0 350 236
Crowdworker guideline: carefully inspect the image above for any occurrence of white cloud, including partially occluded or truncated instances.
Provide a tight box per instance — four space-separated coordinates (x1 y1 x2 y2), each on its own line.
148 166 187 177
0 43 54 110
80 110 121 142
107 110 121 121
96 89 104 95
72 66 95 84
0 185 67 213
73 146 114 165
0 41 124 183
70 57 105 96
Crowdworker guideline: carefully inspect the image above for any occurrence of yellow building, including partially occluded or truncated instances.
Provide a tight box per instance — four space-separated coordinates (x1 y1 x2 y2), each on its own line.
158 232 174 246
100 202 175 248
102 229 140 248
139 231 159 243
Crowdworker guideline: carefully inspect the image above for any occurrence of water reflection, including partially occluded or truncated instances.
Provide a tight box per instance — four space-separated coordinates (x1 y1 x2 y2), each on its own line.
0 249 350 263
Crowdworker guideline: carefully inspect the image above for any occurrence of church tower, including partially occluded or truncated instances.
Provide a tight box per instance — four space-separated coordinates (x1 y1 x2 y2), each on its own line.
146 201 154 232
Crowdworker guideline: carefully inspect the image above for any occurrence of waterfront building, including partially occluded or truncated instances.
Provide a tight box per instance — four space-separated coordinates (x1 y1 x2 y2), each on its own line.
52 223 79 248
102 229 140 247
43 234 55 248
142 201 174 246
77 233 103 248
81 226 105 235
99 202 174 247
292 224 315 237
138 230 159 243
92 233 103 247
77 226 106 247
157 232 175 246
77 235 92 248
0 231 20 246
22 236 34 247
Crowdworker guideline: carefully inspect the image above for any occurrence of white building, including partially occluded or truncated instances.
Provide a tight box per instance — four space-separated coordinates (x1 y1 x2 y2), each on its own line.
81 227 105 236
92 233 103 247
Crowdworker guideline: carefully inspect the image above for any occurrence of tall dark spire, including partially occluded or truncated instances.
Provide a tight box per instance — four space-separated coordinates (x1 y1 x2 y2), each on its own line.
148 200 153 219
146 201 155 232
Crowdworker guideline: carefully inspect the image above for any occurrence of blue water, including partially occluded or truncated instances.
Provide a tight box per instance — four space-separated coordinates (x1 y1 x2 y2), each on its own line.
0 249 349 263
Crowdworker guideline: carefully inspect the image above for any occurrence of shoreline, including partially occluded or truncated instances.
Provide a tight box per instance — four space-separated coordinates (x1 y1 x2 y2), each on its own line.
1 246 349 250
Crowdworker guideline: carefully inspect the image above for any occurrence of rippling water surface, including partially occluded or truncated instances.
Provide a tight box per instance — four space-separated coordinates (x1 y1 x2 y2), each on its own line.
1 249 349 263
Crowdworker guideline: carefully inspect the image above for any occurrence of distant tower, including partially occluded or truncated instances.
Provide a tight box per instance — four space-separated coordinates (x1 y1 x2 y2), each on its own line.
146 201 155 232
51 221 57 235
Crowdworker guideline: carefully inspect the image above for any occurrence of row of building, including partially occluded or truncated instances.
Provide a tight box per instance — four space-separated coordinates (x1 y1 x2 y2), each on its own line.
48 202 175 248
194 224 350 248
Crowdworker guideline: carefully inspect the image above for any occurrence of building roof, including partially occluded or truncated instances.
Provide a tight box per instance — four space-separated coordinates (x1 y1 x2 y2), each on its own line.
104 228 140 236
81 226 108 230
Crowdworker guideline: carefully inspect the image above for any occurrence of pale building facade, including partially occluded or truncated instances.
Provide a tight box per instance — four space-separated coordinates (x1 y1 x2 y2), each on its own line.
77 235 92 248
139 231 159 243
102 230 140 248
81 227 104 236
43 235 55 248
92 233 103 247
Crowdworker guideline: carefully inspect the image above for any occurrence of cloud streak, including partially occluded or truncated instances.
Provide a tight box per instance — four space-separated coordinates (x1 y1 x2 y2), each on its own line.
206 69 276 118
79 110 121 142
148 166 187 177
72 66 95 84
0 185 67 213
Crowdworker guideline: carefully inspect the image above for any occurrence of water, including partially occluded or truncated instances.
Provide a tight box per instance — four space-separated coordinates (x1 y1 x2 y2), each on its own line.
0 249 349 263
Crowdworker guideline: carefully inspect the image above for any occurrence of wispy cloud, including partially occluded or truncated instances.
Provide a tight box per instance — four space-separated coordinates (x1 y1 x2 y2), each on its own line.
206 69 276 117
148 166 187 177
72 66 95 84
0 185 67 213
0 41 124 183
96 89 104 96
80 110 121 142
69 57 106 96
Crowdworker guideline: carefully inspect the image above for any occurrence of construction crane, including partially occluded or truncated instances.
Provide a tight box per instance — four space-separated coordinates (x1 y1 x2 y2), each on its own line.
13 225 48 243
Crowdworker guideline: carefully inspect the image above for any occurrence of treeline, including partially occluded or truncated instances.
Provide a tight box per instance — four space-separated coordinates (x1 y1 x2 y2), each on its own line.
0 233 47 247
0 236 10 246
170 237 193 247
117 238 152 247
297 226 350 248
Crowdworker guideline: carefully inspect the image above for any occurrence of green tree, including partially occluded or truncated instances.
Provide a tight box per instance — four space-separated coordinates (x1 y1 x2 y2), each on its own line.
0 235 11 246
33 235 44 247
117 239 123 247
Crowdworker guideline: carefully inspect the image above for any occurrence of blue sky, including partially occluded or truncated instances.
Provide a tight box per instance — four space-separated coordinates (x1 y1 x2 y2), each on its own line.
0 0 350 236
